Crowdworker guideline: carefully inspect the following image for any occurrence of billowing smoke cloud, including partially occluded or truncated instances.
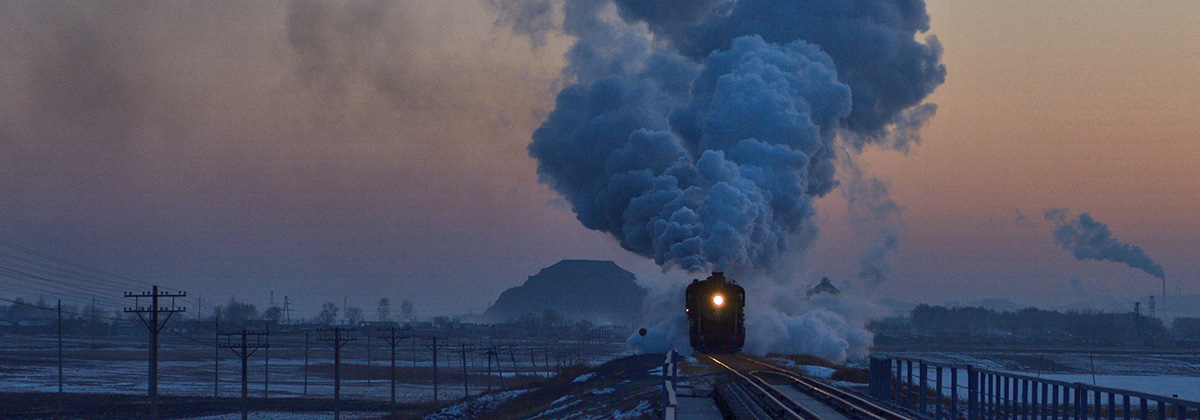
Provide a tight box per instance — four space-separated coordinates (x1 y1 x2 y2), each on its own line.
840 160 903 287
506 0 943 359
523 0 943 273
612 0 946 143
745 293 879 361
1044 209 1165 279
857 229 901 286
531 33 850 272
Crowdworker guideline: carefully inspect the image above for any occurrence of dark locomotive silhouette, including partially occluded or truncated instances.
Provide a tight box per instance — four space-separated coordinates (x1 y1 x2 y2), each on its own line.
685 272 745 353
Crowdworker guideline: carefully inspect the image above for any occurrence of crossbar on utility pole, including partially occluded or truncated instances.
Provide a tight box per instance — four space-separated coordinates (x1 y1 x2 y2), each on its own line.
219 329 268 420
318 327 356 420
375 327 410 407
124 285 186 420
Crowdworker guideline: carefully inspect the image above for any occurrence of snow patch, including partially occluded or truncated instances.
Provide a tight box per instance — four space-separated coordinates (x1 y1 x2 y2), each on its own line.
769 357 837 379
423 389 530 420
530 399 581 419
612 400 652 419
591 387 615 394
572 372 596 383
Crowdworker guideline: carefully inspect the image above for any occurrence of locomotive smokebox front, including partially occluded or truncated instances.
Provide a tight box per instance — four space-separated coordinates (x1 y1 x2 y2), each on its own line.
685 272 745 353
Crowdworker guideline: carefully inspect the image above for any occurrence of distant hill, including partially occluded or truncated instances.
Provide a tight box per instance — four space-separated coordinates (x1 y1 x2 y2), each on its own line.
483 260 645 325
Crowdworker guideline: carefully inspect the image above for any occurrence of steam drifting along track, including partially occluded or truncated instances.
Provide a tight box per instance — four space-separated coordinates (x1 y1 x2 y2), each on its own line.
703 354 914 420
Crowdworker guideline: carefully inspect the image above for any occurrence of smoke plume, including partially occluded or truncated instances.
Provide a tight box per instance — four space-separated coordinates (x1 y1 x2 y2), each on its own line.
840 159 904 287
522 0 944 273
504 0 944 359
1044 209 1165 279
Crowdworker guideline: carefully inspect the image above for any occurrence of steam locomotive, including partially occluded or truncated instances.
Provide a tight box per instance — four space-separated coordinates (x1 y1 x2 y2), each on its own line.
685 272 745 353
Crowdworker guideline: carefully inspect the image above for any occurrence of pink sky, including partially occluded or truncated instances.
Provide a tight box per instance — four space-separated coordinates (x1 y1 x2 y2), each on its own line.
0 1 1195 316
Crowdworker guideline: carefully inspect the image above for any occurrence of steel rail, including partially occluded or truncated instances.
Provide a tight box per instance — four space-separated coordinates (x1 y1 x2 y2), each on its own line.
704 354 811 420
736 355 913 420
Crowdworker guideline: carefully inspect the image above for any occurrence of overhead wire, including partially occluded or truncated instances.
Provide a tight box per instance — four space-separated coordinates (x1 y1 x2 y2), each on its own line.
0 246 133 294
0 239 196 308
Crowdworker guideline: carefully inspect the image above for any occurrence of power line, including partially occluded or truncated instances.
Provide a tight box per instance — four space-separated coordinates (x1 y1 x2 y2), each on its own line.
0 240 154 290
0 240 196 307
0 248 133 294
0 266 128 305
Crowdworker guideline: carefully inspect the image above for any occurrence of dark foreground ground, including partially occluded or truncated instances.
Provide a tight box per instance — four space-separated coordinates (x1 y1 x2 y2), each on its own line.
2 354 666 420
0 392 422 419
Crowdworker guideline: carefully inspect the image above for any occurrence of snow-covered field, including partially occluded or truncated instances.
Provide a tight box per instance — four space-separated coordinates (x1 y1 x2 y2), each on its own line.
0 333 633 404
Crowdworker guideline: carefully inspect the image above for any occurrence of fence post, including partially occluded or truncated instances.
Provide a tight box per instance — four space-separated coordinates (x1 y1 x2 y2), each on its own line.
955 366 963 420
920 362 928 414
936 366 943 419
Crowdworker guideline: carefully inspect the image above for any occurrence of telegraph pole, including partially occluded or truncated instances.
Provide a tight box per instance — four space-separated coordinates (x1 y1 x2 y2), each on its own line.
303 329 310 396
507 345 519 380
366 334 372 387
426 336 446 402
319 327 356 420
375 326 410 407
453 342 473 398
123 286 186 420
57 299 63 411
484 341 501 391
263 322 270 398
219 329 268 420
214 315 220 397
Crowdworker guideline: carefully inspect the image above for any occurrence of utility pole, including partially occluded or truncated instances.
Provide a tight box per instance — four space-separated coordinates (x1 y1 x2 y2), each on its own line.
263 322 270 398
426 336 446 402
303 329 309 396
123 285 186 420
530 347 538 378
57 299 63 411
220 329 268 420
366 334 372 387
319 327 356 420
508 345 519 380
214 315 220 397
454 342 473 398
484 342 501 391
376 326 410 407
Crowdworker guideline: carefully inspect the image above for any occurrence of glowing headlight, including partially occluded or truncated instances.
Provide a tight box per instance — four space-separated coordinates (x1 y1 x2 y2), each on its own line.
713 294 724 306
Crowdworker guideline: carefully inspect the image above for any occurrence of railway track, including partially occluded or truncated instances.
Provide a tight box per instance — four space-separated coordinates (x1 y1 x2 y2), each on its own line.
703 354 914 420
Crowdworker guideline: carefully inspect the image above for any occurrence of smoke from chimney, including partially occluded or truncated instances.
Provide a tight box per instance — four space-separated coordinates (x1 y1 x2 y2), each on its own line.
1044 208 1165 280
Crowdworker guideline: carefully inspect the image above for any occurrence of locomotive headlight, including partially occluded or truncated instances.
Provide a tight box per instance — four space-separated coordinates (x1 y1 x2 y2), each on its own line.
713 294 724 306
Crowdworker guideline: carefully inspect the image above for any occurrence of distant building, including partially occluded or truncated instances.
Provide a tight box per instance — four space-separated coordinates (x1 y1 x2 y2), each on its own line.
806 277 841 298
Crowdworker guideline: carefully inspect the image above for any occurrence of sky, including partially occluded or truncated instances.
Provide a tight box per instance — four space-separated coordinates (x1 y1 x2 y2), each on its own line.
0 1 1196 318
